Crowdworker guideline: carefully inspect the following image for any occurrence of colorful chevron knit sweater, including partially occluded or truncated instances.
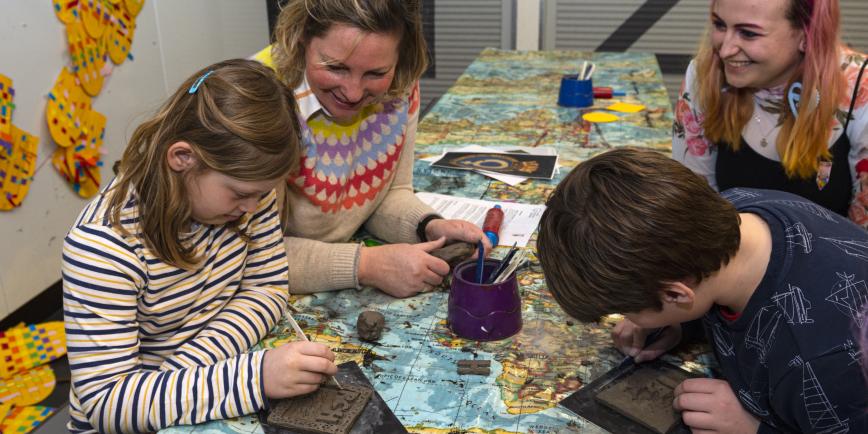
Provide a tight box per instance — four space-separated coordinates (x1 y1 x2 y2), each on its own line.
282 81 435 293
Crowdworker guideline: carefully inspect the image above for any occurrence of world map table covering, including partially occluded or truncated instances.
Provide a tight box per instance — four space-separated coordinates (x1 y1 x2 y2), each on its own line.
161 49 715 434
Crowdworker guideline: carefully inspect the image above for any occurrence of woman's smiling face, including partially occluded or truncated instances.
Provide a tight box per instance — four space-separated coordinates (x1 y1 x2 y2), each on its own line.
304 23 400 122
711 0 805 89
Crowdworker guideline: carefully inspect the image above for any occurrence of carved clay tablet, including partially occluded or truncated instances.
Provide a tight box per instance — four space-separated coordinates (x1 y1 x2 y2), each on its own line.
595 366 688 434
267 383 373 434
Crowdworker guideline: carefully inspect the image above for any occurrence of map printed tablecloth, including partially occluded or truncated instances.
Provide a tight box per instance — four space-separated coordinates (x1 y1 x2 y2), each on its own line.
162 49 715 434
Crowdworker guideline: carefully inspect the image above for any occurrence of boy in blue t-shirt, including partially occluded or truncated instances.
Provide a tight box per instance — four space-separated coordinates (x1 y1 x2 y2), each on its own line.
537 148 867 434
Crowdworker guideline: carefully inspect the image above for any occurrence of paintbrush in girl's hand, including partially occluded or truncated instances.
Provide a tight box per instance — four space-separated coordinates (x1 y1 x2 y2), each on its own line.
286 313 343 389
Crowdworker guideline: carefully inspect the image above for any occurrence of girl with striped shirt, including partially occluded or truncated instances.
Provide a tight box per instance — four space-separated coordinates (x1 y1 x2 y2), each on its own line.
62 59 337 433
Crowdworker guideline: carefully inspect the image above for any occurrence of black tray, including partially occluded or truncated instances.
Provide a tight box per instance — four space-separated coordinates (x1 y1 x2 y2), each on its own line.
260 361 407 434
559 359 699 434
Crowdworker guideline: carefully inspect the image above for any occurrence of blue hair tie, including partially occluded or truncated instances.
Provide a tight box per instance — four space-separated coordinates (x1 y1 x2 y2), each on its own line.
188 70 214 94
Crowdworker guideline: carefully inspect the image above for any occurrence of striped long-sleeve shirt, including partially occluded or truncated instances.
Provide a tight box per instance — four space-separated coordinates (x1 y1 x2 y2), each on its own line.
62 185 289 433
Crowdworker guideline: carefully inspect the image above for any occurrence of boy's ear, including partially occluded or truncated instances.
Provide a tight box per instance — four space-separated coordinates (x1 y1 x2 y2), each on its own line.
166 141 197 172
661 281 695 305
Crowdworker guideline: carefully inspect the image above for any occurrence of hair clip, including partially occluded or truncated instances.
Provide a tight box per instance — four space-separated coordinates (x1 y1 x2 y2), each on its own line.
188 70 214 94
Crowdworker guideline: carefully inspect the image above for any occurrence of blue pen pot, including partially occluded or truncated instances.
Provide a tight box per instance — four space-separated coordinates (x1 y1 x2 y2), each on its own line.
558 75 593 107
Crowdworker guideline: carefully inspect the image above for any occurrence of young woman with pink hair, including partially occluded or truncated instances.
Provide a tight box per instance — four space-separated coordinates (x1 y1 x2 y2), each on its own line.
673 0 868 227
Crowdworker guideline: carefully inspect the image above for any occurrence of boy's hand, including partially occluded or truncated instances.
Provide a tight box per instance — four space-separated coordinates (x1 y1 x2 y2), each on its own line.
358 238 450 297
611 319 681 363
262 341 338 399
673 378 760 434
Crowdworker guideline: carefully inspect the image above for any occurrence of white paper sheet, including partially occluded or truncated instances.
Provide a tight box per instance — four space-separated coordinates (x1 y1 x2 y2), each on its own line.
416 192 546 247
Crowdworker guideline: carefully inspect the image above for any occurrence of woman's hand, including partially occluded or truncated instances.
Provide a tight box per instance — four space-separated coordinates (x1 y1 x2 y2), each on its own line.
262 341 338 399
425 218 492 256
611 318 681 363
358 237 451 297
674 378 760 434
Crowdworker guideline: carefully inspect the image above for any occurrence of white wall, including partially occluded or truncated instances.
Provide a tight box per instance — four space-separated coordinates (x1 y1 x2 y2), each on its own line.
0 0 269 318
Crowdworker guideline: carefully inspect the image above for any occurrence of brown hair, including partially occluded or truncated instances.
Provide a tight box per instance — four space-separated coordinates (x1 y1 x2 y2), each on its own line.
537 148 741 322
271 0 428 98
695 0 846 179
107 59 301 269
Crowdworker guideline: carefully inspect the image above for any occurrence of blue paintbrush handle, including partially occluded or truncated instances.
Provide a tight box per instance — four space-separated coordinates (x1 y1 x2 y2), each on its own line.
475 241 485 284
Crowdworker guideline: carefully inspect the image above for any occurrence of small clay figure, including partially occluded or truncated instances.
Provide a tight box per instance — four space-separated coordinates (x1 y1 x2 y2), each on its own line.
457 359 491 376
430 242 475 268
357 310 385 342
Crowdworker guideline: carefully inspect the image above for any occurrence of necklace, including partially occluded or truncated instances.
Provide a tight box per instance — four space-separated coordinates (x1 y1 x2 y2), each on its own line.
753 114 778 147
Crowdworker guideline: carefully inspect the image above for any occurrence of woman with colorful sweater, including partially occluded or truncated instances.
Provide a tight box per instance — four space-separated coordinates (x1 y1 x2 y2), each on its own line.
261 0 489 297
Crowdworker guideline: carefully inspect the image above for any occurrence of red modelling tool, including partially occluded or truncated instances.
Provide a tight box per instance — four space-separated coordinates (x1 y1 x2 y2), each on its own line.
593 87 626 98
482 205 504 246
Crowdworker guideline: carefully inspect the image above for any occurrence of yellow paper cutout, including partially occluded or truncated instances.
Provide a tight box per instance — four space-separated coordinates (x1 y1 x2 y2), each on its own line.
106 3 136 65
0 323 66 380
606 102 645 113
0 126 39 211
67 21 105 97
70 109 107 198
0 401 11 426
0 75 39 211
49 1 142 198
0 74 12 138
52 0 79 24
124 0 145 17
81 0 109 39
0 405 55 434
253 45 275 68
582 112 620 123
46 69 90 149
80 109 106 150
52 137 103 198
0 365 56 407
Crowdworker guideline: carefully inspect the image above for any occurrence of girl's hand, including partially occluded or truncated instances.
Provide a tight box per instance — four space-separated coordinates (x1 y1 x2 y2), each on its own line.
262 341 337 398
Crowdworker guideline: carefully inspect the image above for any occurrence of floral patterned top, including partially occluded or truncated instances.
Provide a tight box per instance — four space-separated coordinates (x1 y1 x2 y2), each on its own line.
672 52 868 228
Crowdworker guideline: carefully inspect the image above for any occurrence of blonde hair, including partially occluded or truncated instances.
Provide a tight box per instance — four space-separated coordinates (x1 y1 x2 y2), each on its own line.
107 59 301 269
271 0 428 98
696 0 846 178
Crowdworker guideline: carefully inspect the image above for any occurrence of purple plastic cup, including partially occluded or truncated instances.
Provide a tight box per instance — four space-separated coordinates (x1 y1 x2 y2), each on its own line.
448 259 522 341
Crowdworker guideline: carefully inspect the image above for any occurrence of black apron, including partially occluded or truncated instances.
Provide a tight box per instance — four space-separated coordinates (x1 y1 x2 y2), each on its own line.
715 58 868 216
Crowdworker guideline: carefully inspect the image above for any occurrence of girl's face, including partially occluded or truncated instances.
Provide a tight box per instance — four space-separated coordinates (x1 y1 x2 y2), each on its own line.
187 170 281 226
304 23 400 123
711 0 805 89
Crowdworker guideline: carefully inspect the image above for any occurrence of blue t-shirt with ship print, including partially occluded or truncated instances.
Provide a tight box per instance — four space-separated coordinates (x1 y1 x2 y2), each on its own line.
704 188 867 434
